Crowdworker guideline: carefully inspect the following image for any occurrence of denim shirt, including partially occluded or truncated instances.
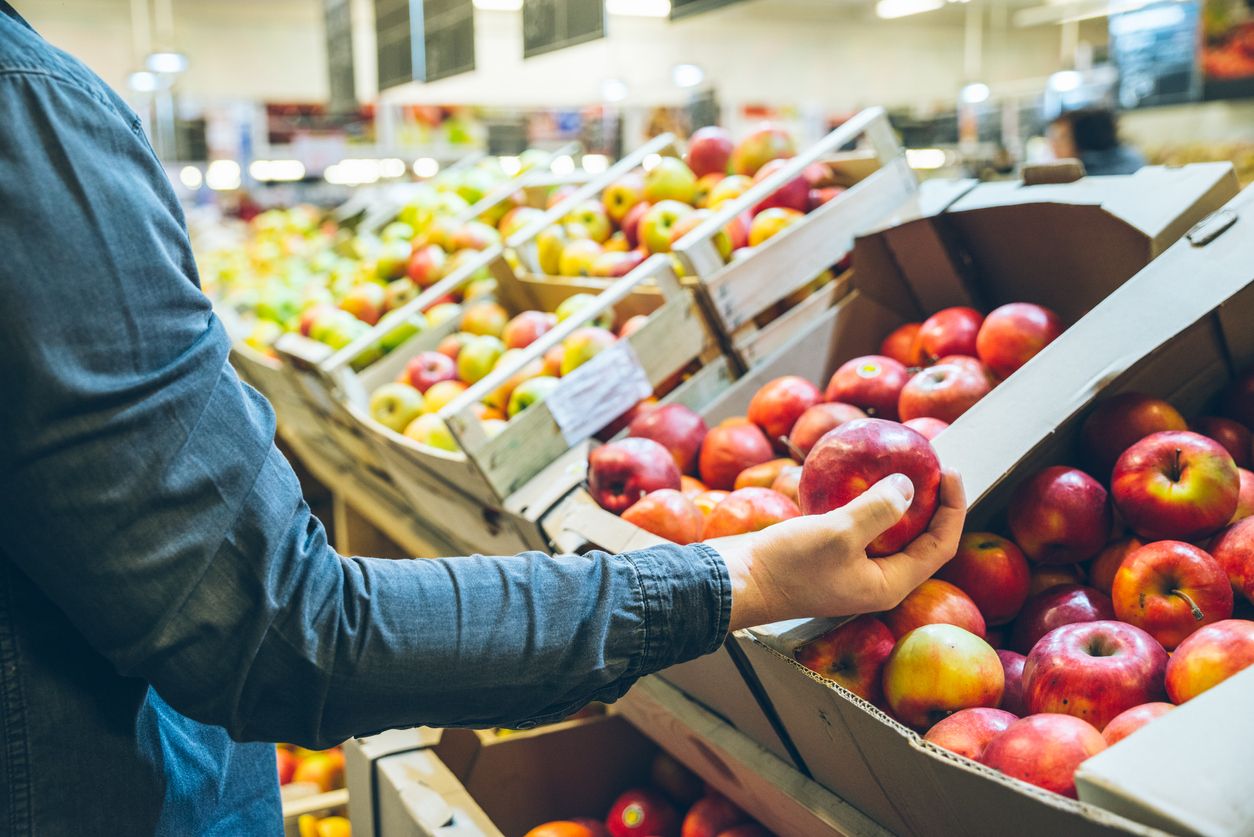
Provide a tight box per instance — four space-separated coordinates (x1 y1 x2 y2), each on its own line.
0 5 731 834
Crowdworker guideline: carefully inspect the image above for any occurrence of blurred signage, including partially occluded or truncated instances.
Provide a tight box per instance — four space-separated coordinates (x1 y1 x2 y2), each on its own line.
671 0 748 19
1110 0 1203 108
522 0 605 59
1202 0 1254 98
323 0 357 112
375 0 475 90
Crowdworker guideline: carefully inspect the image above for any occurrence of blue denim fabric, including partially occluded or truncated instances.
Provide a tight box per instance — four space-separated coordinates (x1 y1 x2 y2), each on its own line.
0 4 732 834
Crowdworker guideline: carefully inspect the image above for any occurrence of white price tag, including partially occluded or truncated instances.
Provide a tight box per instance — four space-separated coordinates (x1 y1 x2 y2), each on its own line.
546 340 653 446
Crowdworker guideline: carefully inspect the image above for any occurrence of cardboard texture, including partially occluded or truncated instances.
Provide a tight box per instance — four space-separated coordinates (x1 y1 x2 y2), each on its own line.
375 750 500 837
742 182 1254 836
346 728 445 837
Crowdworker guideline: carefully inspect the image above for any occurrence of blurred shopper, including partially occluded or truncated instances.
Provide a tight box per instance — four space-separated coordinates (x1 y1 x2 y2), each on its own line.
0 3 964 834
1048 106 1147 176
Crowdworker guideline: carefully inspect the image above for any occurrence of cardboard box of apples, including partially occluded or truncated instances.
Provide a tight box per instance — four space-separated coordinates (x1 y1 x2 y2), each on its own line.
733 184 1254 837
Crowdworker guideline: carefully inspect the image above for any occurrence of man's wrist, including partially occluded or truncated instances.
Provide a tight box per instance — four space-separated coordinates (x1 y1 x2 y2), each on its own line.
703 533 771 632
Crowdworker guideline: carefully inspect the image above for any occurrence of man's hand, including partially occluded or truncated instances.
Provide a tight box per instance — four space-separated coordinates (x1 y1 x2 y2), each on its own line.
710 468 966 631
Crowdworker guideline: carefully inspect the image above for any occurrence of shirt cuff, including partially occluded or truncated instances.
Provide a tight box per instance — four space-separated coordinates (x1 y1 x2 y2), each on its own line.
621 541 732 676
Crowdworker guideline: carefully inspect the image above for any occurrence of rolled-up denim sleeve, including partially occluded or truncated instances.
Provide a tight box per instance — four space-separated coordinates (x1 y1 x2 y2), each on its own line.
0 70 731 748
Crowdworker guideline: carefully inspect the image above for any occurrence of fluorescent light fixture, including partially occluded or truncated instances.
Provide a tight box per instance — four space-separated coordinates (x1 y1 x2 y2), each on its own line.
205 159 241 191
412 157 440 178
1049 69 1083 92
380 158 407 178
607 0 670 17
551 155 576 176
642 153 663 172
325 159 382 186
672 63 704 89
960 82 991 103
906 148 948 169
127 70 159 92
499 155 522 176
249 160 306 182
876 0 944 17
145 51 188 74
179 165 203 189
581 154 609 174
600 78 629 102
472 0 521 9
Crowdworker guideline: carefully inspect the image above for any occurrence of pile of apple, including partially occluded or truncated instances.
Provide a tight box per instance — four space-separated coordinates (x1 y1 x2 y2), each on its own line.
276 743 346 793
796 371 1254 800
530 124 847 281
584 301 1063 545
524 752 773 837
367 294 650 452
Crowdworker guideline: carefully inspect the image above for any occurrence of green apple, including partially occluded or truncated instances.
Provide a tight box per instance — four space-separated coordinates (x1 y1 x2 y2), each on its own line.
370 382 426 432
565 199 612 243
536 225 570 275
385 277 419 312
379 312 427 353
603 172 646 224
498 206 546 240
425 302 463 327
403 413 459 452
555 293 614 330
375 239 413 280
380 221 415 242
507 375 561 418
639 200 695 254
644 157 698 205
706 174 754 209
749 207 804 247
557 239 603 277
560 327 617 375
456 335 506 383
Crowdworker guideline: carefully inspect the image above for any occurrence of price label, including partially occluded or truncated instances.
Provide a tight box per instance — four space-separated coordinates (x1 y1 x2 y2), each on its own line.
546 341 652 446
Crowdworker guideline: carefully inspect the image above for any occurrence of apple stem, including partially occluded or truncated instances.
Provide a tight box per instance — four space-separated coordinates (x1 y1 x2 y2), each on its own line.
1171 588 1205 621
1170 447 1183 482
782 438 806 462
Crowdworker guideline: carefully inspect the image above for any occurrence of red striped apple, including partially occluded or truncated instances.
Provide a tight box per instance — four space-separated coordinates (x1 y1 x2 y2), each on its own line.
938 533 1031 626
923 707 1018 761
685 126 735 177
997 650 1028 715
975 303 1063 380
897 362 993 424
1008 466 1111 564
1010 584 1115 654
883 578 985 639
795 615 895 705
1082 393 1188 475
912 306 983 363
788 402 867 459
1193 415 1252 468
622 489 704 545
747 375 822 444
1112 540 1234 649
1102 702 1172 746
879 322 923 367
700 487 799 538
698 418 774 491
589 438 682 514
1210 517 1254 604
1165 618 1254 703
982 714 1106 798
629 403 708 474
1112 431 1239 541
824 355 909 421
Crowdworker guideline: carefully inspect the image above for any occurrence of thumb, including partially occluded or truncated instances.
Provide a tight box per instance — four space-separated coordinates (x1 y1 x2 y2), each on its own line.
839 473 914 546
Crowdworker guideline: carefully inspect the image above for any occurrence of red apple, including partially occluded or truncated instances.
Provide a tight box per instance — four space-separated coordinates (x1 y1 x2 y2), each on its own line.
1222 368 1254 428
1088 537 1143 595
685 126 734 177
902 417 949 440
1193 415 1252 468
982 714 1106 798
1165 618 1254 703
1102 702 1173 746
436 332 468 361
406 243 447 287
650 753 703 808
795 615 895 705
824 355 910 421
729 125 796 177
798 418 941 556
339 283 386 325
883 578 986 639
747 375 822 445
923 707 1018 761
526 822 609 837
621 201 651 250
1232 468 1254 523
1029 564 1084 596
938 533 1031 626
698 418 775 491
628 404 709 474
715 827 770 837
1112 431 1239 541
912 307 984 363
1023 621 1167 731
997 650 1028 715
733 458 796 491
681 794 746 837
1010 584 1115 654
606 788 678 837
1008 466 1111 564
809 186 846 210
897 362 993 424
1081 393 1188 475
589 438 682 514
501 310 556 350
750 158 808 215
788 402 867 459
1211 517 1254 604
882 624 1004 730
880 322 923 367
770 464 802 505
1112 540 1234 649
276 748 297 785
459 300 510 338
622 489 704 545
701 487 800 538
975 303 1063 380
404 351 457 393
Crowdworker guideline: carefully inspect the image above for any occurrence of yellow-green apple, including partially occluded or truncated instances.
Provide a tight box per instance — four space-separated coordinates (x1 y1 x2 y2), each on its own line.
897 362 993 424
693 489 728 519
824 355 909 421
298 304 338 338
1082 393 1188 474
798 418 941 556
938 533 1031 626
339 283 386 325
1222 368 1254 427
560 326 616 375
1023 620 1167 730
693 173 724 208
912 306 984 363
1088 536 1142 595
542 345 564 378
975 303 1063 380
449 220 500 251
1112 431 1239 541
788 402 867 459
747 207 802 247
403 413 458 452
628 403 708 473
1112 540 1234 649
405 351 457 393
565 199 612 243
406 244 447 287
602 172 645 224
425 302 462 327
459 300 509 337
1211 517 1254 603
1102 702 1172 746
770 465 802 505
747 375 823 445
884 578 986 639
1165 618 1254 703
536 225 570 275
588 437 682 513
879 322 924 367
379 314 424 353
706 174 753 209
1231 468 1254 523
622 202 651 249
484 353 544 413
369 382 426 432
602 232 628 253
981 714 1105 798
415 215 458 250
1193 415 1251 468
375 239 413 280
463 277 498 301
436 332 469 361
698 418 775 491
700 487 800 537
502 310 557 350
668 209 732 260
498 206 546 240
555 293 615 330
730 126 796 176
591 250 647 278
750 158 808 214
456 335 506 384
507 375 560 418
903 417 949 440
557 239 604 277
882 624 1004 730
1010 584 1114 654
686 126 735 177
997 650 1028 714
622 488 704 545
310 310 367 349
681 793 746 837
639 200 695 254
1028 565 1084 596
734 458 797 491
384 277 419 312
1007 466 1111 564
795 615 895 705
618 314 649 339
643 157 698 205
924 707 1018 761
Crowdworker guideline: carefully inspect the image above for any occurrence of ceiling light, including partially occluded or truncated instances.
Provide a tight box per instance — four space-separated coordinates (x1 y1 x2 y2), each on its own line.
472 0 521 9
642 153 663 171
145 51 188 74
1049 70 1083 92
581 154 609 174
325 159 382 185
672 64 704 89
412 157 440 178
380 158 407 178
179 166 203 189
205 160 241 191
127 70 160 92
607 0 670 17
905 148 948 169
875 0 945 18
600 78 629 102
960 82 990 103
551 155 576 176
249 160 306 182
499 156 522 176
